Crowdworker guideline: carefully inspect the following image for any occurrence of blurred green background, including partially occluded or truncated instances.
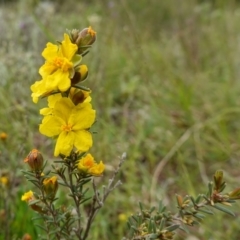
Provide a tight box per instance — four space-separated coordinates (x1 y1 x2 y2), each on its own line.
1 0 240 239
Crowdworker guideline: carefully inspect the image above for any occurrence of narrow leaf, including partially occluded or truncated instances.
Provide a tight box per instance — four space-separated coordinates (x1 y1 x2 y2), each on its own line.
212 204 235 216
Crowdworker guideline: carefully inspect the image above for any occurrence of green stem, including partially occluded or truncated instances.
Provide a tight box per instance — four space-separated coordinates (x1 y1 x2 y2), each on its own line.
38 175 62 240
67 160 82 239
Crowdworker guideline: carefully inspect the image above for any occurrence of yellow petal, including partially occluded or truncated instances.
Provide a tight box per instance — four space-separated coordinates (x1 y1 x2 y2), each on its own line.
21 190 34 201
40 107 53 115
39 116 63 137
42 42 59 60
70 104 96 130
61 34 78 60
45 70 71 92
39 62 57 78
89 161 105 176
54 131 75 156
30 80 46 103
53 98 74 122
47 94 62 108
74 130 93 152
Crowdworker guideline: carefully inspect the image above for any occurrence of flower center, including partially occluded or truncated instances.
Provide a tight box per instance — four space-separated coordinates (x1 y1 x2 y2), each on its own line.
53 57 73 72
61 124 73 132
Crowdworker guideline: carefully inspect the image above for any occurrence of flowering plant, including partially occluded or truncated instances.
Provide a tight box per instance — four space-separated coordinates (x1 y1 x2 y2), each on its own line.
21 27 240 240
21 27 123 240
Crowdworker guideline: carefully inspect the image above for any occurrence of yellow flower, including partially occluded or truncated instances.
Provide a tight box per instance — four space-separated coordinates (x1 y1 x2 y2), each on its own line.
88 161 105 176
31 34 80 103
21 190 34 202
43 176 58 199
39 98 95 156
118 213 128 222
0 176 8 186
0 132 7 141
77 154 105 177
77 153 95 172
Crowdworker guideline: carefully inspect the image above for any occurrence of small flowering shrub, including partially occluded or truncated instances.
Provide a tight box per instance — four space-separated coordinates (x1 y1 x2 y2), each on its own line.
21 26 240 240
22 27 122 240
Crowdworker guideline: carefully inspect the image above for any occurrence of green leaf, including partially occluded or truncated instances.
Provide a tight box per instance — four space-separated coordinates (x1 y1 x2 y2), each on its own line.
207 182 213 198
194 194 202 204
28 199 41 205
150 206 156 213
49 228 61 235
21 170 37 176
139 202 143 212
35 224 48 232
73 85 91 91
193 213 205 220
165 224 180 232
178 224 189 233
147 233 158 239
58 181 69 187
198 207 213 215
72 54 82 67
159 218 166 231
147 219 153 233
214 170 224 190
212 204 235 216
79 196 92 204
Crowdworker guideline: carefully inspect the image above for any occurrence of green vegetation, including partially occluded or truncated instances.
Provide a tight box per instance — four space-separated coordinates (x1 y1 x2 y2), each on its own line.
1 0 240 239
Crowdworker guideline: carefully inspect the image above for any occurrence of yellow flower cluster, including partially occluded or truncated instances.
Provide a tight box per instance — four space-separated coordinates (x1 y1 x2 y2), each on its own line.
30 27 103 164
77 153 105 176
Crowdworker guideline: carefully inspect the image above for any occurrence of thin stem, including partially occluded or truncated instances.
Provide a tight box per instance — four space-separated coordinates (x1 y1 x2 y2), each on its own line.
67 160 82 239
82 154 126 240
82 193 101 240
37 175 62 240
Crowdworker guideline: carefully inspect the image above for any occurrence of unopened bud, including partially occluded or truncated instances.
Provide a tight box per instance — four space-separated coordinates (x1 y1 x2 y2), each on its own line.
70 26 96 54
228 187 240 200
43 176 58 200
24 149 44 172
70 88 91 105
0 132 7 141
22 233 32 240
71 65 88 85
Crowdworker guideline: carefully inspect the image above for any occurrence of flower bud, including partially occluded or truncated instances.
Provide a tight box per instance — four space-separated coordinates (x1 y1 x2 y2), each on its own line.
0 132 7 141
24 149 44 172
70 29 80 43
70 26 96 54
22 233 32 240
71 89 91 105
43 176 58 200
228 187 240 200
71 65 88 85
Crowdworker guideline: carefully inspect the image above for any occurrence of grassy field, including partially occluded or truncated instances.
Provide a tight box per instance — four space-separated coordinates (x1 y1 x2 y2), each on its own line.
1 0 240 239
